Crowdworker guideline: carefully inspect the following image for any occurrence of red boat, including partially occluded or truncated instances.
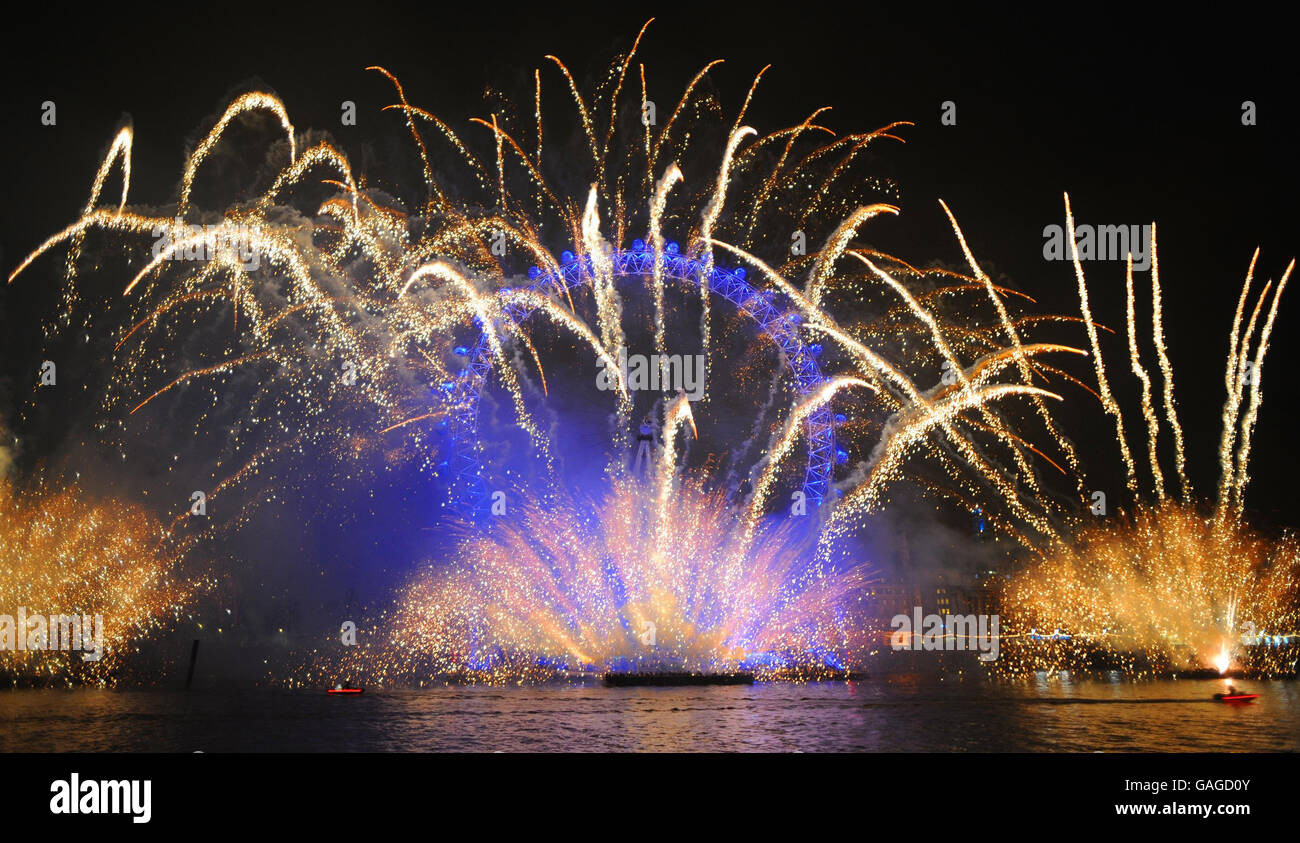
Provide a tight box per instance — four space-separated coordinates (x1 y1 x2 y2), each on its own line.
327 685 364 695
1213 692 1258 703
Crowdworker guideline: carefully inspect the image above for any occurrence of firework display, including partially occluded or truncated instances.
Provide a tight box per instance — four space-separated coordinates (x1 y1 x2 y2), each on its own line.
299 476 876 685
997 225 1299 677
2 20 1295 692
0 472 209 685
4 26 1092 685
11 13 1300 830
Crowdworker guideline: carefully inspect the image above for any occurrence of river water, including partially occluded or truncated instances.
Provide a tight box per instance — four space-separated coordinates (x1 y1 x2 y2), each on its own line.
3 676 1296 752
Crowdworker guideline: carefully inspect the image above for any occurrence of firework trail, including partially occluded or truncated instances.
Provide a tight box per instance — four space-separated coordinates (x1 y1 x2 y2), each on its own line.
8 22 1103 682
1000 196 1297 677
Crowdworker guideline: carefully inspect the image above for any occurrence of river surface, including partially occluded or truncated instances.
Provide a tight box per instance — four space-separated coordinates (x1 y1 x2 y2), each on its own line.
3 676 1296 752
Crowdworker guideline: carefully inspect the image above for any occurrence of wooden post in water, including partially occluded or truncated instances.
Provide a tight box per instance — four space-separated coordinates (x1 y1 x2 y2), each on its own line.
184 639 200 690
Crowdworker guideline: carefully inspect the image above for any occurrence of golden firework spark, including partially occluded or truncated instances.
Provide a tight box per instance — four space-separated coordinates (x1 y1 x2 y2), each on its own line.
9 24 1125 684
1001 201 1297 677
0 474 210 686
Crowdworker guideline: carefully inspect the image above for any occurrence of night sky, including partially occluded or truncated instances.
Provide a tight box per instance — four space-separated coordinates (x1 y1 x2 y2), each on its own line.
2 2 1296 527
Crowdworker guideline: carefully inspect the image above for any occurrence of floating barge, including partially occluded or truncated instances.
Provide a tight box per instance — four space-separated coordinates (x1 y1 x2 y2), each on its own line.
603 671 755 687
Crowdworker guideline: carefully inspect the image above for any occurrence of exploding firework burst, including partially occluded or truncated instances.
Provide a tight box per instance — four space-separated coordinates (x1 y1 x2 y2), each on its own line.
8 22 1145 684
8 21 1078 532
1000 502 1300 677
0 472 210 686
998 209 1299 678
297 473 876 685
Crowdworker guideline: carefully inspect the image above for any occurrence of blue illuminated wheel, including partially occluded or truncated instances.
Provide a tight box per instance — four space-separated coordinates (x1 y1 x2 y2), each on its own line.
439 239 838 514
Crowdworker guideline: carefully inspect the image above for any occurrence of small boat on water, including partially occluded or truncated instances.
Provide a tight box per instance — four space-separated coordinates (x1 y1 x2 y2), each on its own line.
327 684 364 695
1213 692 1258 703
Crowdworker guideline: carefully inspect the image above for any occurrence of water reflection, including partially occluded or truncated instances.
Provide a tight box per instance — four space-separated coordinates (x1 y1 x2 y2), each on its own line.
1 678 1295 752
